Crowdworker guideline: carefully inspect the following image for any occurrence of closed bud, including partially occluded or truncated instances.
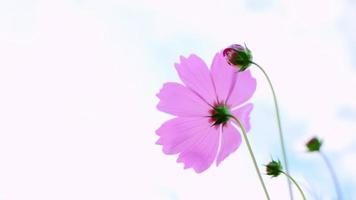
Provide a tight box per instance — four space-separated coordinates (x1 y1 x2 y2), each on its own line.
266 159 283 178
223 44 253 71
306 137 323 152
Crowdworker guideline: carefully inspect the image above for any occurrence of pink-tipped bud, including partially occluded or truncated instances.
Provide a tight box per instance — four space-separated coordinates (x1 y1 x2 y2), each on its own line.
223 44 253 71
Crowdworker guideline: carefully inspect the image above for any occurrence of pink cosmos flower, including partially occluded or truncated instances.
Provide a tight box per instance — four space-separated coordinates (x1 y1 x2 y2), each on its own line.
156 51 257 173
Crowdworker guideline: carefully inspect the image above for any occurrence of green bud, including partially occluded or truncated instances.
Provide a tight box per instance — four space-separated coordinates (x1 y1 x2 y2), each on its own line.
306 137 323 152
265 159 283 178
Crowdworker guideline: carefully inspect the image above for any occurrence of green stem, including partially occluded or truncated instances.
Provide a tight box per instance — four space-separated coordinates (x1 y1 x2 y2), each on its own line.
320 151 343 200
281 171 307 200
230 115 271 200
252 62 294 200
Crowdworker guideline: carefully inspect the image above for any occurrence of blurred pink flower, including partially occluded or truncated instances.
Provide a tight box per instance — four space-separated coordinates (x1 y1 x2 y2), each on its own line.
156 51 256 173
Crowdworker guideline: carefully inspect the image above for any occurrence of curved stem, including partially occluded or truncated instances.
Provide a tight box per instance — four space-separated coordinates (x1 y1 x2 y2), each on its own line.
320 151 343 200
230 115 271 200
281 171 307 200
252 62 294 200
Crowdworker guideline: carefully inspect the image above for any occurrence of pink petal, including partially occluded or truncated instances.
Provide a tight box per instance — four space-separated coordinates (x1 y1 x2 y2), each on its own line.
231 103 254 132
216 123 242 166
210 52 237 103
156 117 211 155
156 82 211 117
177 125 220 173
227 70 256 108
175 55 217 105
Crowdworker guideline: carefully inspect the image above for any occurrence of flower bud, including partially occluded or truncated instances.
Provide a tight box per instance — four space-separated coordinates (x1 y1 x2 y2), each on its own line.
265 159 283 177
223 44 253 71
306 137 323 152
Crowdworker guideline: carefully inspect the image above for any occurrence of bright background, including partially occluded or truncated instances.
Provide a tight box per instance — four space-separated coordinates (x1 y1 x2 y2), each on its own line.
0 0 355 199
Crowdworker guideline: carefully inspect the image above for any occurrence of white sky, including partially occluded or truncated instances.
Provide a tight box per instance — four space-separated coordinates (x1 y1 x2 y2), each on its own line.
0 0 355 199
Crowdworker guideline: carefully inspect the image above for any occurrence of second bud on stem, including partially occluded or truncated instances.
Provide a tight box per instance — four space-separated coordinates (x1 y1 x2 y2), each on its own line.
265 159 307 200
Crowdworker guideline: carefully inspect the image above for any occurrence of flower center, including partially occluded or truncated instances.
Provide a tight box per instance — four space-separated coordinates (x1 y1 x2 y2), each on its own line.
210 103 231 126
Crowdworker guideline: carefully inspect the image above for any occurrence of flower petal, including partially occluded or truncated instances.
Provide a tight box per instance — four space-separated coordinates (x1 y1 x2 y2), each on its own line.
176 125 220 173
156 117 211 155
211 52 237 102
227 70 256 108
231 103 254 132
156 82 211 117
175 55 217 105
216 123 242 166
